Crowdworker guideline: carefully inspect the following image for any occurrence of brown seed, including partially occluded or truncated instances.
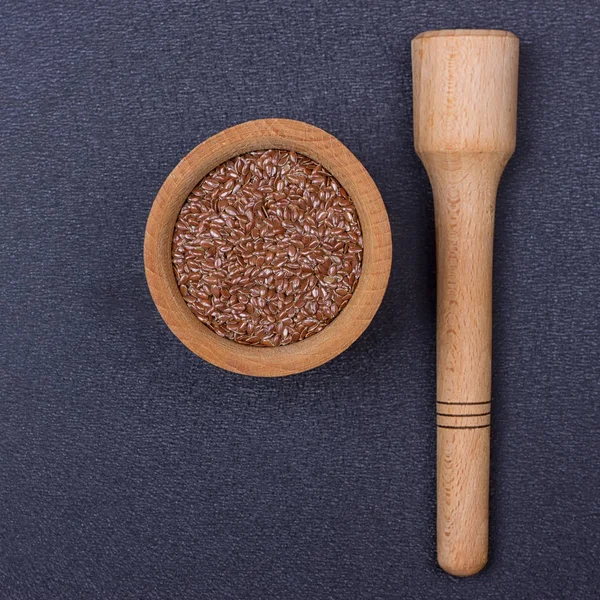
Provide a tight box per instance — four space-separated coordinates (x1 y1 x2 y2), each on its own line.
172 149 362 346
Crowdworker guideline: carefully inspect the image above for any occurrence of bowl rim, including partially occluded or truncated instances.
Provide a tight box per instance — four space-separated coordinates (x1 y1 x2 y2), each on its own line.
144 118 392 376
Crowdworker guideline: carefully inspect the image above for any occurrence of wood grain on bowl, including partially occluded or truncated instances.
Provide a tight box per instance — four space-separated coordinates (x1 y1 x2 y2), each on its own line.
144 119 392 376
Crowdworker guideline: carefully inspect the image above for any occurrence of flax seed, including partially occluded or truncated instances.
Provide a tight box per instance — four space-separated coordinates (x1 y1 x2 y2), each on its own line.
172 150 362 346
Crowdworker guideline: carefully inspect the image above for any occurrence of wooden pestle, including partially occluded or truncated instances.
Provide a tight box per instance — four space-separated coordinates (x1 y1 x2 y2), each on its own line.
412 30 519 576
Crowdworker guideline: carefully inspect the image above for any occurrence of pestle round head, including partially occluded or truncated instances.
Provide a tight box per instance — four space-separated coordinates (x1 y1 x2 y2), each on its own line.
412 30 519 156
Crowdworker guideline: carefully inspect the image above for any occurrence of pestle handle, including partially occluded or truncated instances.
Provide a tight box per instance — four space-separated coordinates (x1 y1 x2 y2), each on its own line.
412 30 519 576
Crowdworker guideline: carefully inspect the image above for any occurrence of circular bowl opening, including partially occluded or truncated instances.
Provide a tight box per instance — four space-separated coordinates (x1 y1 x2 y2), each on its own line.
144 118 391 376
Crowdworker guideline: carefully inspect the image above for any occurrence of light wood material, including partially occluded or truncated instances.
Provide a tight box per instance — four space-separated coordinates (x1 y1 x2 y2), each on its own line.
412 30 519 576
144 118 392 377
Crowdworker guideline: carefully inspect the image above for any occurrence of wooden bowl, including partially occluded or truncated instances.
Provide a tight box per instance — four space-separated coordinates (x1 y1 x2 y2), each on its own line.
144 118 392 376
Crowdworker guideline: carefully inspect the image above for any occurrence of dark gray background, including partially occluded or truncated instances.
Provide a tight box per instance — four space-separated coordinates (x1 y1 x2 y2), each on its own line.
1 1 599 598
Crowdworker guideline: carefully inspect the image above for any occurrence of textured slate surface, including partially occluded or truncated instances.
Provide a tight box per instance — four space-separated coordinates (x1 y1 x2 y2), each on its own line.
1 1 599 598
